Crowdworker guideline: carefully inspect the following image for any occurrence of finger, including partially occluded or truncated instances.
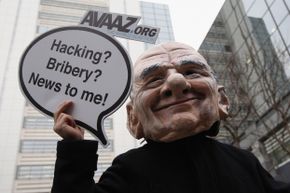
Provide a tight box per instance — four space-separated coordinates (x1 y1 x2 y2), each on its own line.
53 113 85 139
60 125 84 140
54 118 83 140
54 101 73 122
80 127 85 135
54 113 76 133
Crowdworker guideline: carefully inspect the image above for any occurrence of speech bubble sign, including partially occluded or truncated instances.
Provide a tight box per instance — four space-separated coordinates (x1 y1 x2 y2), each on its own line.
19 26 132 146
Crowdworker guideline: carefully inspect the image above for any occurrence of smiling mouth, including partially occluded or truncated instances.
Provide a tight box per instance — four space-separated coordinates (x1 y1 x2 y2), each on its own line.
154 97 200 111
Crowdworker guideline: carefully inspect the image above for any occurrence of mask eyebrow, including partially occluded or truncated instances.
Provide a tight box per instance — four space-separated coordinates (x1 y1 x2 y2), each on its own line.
139 63 163 80
177 59 208 69
178 59 217 79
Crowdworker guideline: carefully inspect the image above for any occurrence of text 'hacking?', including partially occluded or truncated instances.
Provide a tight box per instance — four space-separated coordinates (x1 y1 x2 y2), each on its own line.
50 39 107 65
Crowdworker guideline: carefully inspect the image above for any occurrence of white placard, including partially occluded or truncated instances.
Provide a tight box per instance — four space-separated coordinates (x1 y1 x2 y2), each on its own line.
19 26 132 146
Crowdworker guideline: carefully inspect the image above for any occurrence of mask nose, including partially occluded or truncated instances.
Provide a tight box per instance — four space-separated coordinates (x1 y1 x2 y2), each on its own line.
161 72 190 98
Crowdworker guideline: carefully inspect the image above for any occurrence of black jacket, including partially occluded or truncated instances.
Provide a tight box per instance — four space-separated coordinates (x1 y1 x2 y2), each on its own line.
52 134 290 193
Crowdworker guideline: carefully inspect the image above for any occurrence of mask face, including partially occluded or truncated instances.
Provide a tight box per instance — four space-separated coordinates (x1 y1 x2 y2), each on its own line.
127 42 228 142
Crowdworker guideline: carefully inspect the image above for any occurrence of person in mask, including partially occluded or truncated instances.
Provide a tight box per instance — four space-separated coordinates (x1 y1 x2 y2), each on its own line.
52 42 290 193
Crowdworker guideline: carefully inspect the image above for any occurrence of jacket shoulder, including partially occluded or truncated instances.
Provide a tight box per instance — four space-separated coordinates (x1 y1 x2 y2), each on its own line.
113 143 154 163
211 138 259 165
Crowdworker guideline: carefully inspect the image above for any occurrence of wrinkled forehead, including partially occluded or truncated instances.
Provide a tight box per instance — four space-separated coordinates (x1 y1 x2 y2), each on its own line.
134 42 211 77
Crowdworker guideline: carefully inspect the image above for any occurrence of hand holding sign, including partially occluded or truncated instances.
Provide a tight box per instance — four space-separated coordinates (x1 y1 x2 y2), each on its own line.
19 26 132 146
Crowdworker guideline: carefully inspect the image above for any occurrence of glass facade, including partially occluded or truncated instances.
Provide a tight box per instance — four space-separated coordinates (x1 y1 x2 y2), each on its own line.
199 0 290 182
140 1 175 49
224 0 289 77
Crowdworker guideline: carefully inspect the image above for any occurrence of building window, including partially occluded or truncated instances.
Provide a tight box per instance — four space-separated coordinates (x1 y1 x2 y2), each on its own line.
98 140 114 152
23 116 54 129
224 45 232 52
40 0 107 11
94 163 111 177
39 12 81 23
200 42 229 52
104 118 113 130
36 25 51 34
246 0 268 18
20 140 57 153
279 15 290 51
16 165 54 179
270 0 289 25
262 126 290 167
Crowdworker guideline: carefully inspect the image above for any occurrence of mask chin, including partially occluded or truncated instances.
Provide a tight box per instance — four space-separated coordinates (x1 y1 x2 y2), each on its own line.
203 121 220 137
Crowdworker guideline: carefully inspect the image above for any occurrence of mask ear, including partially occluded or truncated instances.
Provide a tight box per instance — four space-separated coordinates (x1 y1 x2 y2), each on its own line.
126 101 144 139
217 85 230 120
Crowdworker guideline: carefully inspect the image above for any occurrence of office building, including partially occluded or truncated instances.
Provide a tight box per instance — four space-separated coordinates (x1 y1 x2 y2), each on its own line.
199 0 290 182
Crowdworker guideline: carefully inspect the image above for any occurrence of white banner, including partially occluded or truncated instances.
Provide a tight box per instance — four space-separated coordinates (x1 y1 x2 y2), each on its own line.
80 10 160 44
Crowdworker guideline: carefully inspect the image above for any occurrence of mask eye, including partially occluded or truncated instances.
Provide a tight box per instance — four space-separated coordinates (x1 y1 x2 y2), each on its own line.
146 76 164 87
183 70 201 78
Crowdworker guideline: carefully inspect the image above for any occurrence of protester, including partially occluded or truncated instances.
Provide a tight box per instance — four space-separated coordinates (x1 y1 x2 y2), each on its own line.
51 42 290 193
